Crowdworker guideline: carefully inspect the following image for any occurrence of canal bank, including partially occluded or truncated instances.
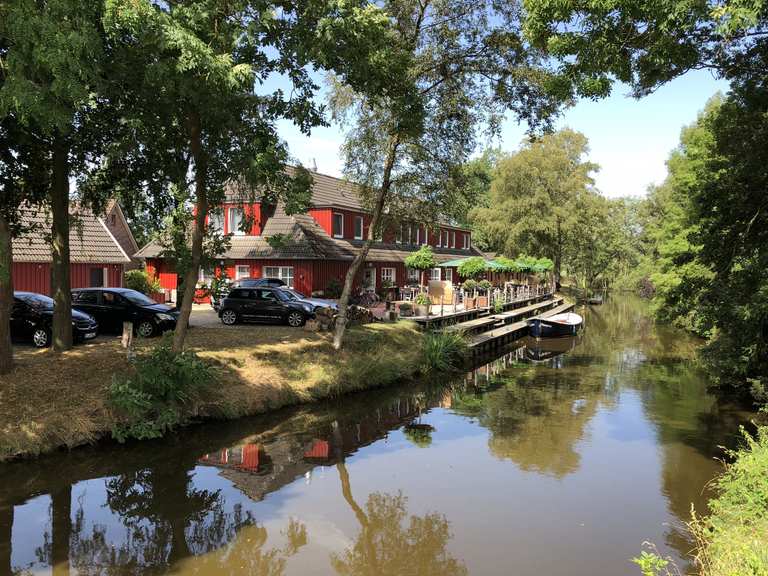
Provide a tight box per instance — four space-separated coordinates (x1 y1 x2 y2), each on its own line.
0 295 760 576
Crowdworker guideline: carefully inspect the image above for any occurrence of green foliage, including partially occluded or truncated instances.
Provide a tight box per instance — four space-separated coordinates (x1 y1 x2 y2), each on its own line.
404 245 436 271
326 278 343 298
266 233 289 249
421 331 468 374
632 549 671 576
494 299 503 314
689 426 768 576
457 257 487 279
414 292 431 306
403 424 434 448
461 279 478 292
208 268 231 302
124 269 161 295
477 280 492 292
109 341 213 442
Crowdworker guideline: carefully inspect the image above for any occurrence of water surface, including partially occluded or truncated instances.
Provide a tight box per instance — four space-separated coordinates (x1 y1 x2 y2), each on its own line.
0 296 755 575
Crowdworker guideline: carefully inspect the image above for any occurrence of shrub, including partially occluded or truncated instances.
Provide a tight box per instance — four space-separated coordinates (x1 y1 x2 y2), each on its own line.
457 256 487 279
109 340 214 442
421 330 468 374
124 269 161 295
414 292 431 306
478 279 492 292
326 278 343 298
494 299 503 314
461 279 477 292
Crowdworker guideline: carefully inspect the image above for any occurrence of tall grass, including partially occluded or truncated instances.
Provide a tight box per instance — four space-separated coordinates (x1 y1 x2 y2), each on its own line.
689 425 768 576
421 330 469 374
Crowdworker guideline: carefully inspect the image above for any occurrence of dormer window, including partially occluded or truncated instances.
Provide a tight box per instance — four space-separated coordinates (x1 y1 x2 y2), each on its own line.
228 207 245 236
332 212 344 238
437 229 442 247
463 234 470 250
354 216 364 240
451 230 456 248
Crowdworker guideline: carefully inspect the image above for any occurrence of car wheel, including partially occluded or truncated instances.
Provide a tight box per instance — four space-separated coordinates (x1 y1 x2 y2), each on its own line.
136 320 156 338
221 309 238 325
287 311 305 327
32 328 51 348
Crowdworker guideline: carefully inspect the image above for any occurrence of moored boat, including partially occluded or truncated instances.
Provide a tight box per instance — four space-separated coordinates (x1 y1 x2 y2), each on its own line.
527 312 583 338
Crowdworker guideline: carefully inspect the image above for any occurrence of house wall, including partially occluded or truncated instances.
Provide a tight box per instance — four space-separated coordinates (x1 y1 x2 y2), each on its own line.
13 262 124 295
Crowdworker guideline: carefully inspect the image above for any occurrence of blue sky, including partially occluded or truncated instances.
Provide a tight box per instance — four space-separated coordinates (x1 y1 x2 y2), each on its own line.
276 69 727 199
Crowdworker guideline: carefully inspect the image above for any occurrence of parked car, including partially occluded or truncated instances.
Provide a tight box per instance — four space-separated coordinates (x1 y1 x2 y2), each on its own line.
218 286 314 327
211 277 286 311
72 288 179 337
277 287 338 312
11 292 98 348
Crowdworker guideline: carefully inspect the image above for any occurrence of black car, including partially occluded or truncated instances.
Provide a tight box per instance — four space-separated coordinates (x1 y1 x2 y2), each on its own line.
212 277 286 311
72 288 179 337
218 287 313 327
11 292 99 348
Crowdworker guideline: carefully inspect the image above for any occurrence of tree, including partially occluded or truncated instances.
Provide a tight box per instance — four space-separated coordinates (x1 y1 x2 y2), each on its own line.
471 129 597 284
1 0 111 352
456 257 487 280
523 0 768 99
102 0 403 353
404 245 436 286
329 0 565 349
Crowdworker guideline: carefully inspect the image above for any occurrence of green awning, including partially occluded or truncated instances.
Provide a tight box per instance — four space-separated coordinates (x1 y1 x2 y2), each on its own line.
439 258 505 269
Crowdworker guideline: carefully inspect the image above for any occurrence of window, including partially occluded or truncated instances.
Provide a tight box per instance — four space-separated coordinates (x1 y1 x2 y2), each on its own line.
430 268 442 281
463 233 470 250
263 266 294 288
229 207 245 235
443 230 449 247
256 289 278 302
236 265 251 280
381 267 396 284
395 225 403 244
415 226 421 245
332 213 344 238
445 268 453 283
437 229 442 247
451 231 456 248
354 216 364 240
420 227 427 245
89 267 108 287
208 211 224 232
74 291 98 305
228 288 251 299
407 268 420 283
102 291 126 306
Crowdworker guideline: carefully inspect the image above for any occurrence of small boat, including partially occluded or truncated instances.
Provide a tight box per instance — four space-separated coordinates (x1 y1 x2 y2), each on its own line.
527 312 583 338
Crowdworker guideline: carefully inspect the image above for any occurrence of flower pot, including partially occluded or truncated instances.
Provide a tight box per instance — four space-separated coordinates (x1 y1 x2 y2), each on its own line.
464 297 476 310
477 296 489 308
415 304 430 317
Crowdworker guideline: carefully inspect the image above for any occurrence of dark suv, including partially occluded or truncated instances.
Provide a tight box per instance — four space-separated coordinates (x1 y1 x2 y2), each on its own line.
72 288 179 337
11 292 98 347
211 277 285 311
218 287 313 327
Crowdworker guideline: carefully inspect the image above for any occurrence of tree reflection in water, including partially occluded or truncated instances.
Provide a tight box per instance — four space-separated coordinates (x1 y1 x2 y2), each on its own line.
333 461 467 576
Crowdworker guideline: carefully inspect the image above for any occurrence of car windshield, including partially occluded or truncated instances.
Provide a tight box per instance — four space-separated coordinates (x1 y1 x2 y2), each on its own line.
21 294 55 310
121 290 157 306
281 289 306 301
274 290 293 302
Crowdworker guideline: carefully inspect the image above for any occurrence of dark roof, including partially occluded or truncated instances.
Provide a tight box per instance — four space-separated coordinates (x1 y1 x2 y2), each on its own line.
12 205 131 264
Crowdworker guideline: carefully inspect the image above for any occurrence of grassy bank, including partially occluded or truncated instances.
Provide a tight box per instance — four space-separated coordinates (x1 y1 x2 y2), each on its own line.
0 321 432 462
690 425 768 576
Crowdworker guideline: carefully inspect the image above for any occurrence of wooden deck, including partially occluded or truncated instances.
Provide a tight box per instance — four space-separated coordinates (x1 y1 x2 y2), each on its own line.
467 300 576 353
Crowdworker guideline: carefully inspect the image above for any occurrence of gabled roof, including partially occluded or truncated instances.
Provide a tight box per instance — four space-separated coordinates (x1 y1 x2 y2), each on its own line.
12 205 131 264
134 202 483 263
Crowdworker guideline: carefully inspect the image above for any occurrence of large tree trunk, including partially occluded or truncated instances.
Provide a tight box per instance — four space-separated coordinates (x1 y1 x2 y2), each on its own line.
51 486 71 576
172 113 206 354
51 133 73 352
0 213 13 374
332 135 400 350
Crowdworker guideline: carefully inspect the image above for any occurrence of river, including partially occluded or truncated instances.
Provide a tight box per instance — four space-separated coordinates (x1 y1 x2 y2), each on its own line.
0 296 756 576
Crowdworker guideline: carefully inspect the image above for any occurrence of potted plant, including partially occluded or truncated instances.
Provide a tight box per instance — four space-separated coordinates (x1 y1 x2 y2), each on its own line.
477 279 492 308
404 245 437 287
462 279 477 309
413 292 432 317
398 302 413 317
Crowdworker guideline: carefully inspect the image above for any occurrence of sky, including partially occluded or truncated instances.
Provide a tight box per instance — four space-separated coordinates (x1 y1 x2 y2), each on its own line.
276 69 728 199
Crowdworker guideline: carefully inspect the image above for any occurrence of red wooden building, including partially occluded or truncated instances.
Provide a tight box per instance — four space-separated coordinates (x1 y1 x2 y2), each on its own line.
136 168 484 300
12 205 132 294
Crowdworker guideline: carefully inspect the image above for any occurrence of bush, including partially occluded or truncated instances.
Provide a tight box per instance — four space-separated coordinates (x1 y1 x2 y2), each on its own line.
414 292 431 306
457 256 487 279
109 341 214 442
326 278 343 298
462 279 478 292
124 269 161 295
421 330 468 374
478 279 492 292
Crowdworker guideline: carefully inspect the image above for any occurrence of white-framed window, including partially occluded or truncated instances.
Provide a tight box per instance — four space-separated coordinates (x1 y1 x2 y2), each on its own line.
332 213 344 238
445 268 453 283
198 267 214 285
236 265 251 280
395 225 403 244
264 266 294 288
451 230 456 248
381 267 396 284
437 229 442 247
228 207 245 235
354 216 364 240
429 268 442 281
407 268 420 283
463 233 470 250
208 211 224 233
443 230 449 247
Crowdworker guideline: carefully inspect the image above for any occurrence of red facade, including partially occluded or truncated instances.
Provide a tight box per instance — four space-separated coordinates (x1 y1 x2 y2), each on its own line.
13 262 124 295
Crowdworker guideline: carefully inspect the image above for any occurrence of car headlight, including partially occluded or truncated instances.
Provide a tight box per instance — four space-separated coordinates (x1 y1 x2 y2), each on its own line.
156 313 175 322
302 304 314 313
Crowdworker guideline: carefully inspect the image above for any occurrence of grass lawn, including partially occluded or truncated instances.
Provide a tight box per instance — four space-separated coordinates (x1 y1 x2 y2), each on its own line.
0 321 424 462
